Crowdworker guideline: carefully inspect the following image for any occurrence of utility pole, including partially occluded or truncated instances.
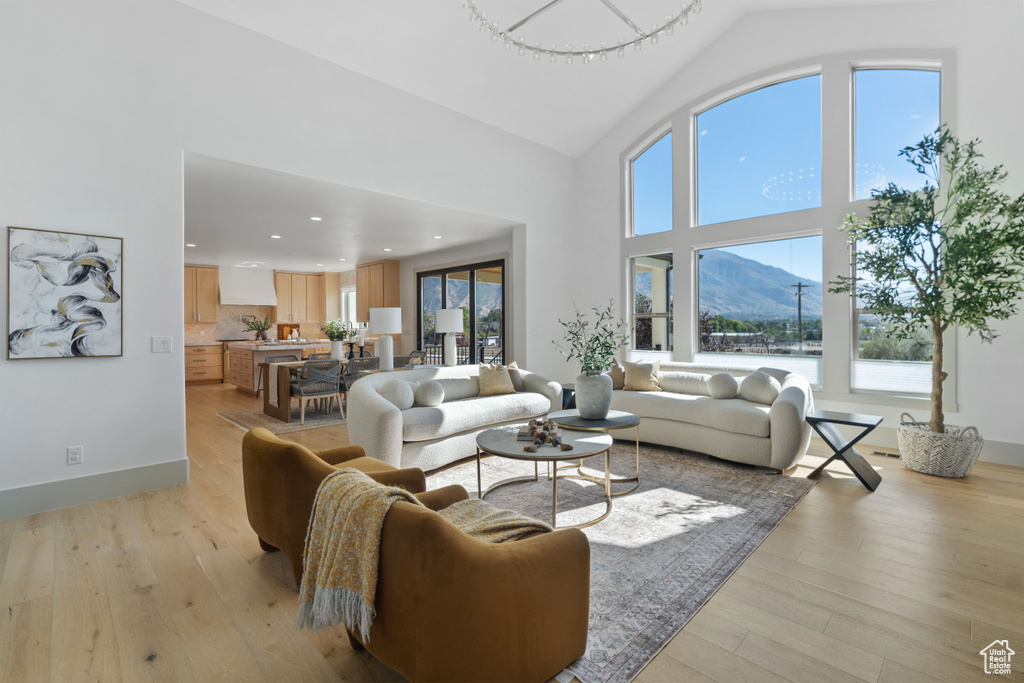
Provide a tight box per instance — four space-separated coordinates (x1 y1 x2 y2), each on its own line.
792 282 807 353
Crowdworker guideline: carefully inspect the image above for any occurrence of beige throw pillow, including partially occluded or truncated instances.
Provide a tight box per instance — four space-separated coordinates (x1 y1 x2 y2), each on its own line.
479 364 516 396
506 361 525 392
608 358 625 390
623 360 661 391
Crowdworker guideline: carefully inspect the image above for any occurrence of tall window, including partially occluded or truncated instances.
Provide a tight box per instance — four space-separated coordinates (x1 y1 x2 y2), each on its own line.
854 69 941 200
417 261 504 365
631 254 673 351
631 132 673 236
851 68 941 393
696 75 821 225
696 236 823 383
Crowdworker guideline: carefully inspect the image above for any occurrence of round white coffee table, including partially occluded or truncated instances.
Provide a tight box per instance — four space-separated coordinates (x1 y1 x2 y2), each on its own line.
548 409 641 496
475 425 613 529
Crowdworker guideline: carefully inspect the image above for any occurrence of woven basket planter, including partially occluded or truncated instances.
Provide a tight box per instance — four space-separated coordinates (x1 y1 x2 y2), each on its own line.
897 412 984 478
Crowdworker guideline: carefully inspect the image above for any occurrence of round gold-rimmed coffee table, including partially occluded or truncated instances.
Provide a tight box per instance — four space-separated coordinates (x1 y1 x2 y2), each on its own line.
547 409 641 496
475 425 614 529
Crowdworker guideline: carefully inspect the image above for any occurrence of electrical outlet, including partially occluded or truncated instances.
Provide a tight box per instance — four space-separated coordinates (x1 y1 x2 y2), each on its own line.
67 446 84 465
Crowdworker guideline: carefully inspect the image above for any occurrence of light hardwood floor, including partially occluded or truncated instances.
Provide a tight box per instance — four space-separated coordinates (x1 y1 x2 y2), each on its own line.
2 382 1022 682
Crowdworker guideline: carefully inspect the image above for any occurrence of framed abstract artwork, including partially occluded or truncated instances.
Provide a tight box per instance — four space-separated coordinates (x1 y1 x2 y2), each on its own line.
7 226 123 359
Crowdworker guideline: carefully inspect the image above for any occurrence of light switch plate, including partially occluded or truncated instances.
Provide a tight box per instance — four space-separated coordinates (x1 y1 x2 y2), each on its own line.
152 336 172 353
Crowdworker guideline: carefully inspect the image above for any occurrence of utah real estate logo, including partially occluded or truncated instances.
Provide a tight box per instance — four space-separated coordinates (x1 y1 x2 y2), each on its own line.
980 640 1015 675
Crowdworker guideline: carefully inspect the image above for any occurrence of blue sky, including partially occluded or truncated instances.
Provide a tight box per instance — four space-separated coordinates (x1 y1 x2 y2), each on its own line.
633 68 940 232
716 236 822 282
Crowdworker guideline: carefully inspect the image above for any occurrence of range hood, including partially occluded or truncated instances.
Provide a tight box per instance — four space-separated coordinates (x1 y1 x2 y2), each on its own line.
219 267 278 306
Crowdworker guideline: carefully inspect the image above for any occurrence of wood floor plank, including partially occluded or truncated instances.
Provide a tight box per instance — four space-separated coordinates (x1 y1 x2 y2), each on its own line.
50 528 124 683
109 584 197 683
0 524 54 607
661 629 789 683
681 608 749 653
0 595 51 683
732 630 865 683
636 650 716 683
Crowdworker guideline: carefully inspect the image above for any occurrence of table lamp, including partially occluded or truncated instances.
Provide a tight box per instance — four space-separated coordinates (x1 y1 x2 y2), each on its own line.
369 307 402 372
434 308 463 367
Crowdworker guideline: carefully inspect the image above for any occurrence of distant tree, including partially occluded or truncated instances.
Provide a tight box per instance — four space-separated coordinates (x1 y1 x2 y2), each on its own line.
634 292 652 348
699 307 734 352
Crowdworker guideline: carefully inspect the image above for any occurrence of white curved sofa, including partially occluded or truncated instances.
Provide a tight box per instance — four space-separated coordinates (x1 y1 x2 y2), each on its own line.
347 365 562 471
609 362 814 471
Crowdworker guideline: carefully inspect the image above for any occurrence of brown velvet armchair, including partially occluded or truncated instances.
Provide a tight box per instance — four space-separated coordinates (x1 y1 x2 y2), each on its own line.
352 485 591 683
241 427 427 586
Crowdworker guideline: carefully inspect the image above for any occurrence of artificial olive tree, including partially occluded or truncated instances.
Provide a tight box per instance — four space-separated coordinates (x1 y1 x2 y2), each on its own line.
831 128 1024 435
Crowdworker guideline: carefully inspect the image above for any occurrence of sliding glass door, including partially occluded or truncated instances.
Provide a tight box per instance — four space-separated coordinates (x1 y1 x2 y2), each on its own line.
417 260 504 365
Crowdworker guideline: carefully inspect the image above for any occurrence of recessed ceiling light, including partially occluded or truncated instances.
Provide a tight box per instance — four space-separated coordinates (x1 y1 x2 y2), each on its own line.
185 243 196 247
270 235 281 239
433 235 443 239
316 264 323 267
383 248 392 252
338 258 346 262
310 216 322 221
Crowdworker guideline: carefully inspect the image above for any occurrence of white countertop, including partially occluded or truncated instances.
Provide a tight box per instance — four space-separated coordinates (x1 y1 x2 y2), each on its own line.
227 341 330 351
184 341 222 346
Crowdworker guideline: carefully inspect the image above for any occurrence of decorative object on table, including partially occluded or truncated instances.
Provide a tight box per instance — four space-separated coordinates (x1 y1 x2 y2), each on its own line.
434 308 462 367
369 307 402 372
7 226 122 359
830 128 1024 477
321 318 359 360
430 441 815 683
553 301 630 420
242 314 273 341
517 418 561 442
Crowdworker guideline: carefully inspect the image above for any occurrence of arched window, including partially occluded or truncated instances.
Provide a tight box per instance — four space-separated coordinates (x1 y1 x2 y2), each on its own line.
630 131 673 236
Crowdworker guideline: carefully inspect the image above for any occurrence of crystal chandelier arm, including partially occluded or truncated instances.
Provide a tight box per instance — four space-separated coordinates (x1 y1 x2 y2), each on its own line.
506 0 569 33
596 0 644 37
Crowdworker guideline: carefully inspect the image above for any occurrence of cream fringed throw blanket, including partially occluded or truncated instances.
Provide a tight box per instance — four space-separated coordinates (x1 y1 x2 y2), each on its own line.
296 469 551 640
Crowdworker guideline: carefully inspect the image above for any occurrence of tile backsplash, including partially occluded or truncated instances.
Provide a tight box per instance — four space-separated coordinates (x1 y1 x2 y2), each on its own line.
184 305 294 343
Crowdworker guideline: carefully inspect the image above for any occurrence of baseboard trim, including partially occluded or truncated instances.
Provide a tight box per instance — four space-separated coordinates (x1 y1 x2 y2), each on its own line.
857 425 1023 468
0 458 190 521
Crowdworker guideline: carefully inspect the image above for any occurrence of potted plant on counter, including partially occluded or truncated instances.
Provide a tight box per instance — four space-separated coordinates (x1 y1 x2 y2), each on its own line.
830 128 1024 477
553 301 630 420
242 314 273 341
322 319 358 360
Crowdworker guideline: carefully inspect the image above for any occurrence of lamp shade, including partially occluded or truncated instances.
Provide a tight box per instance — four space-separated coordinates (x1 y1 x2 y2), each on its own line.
434 308 463 334
369 307 402 334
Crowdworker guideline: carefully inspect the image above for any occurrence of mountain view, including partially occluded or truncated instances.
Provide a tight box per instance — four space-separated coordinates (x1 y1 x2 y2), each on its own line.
421 278 502 317
697 249 822 320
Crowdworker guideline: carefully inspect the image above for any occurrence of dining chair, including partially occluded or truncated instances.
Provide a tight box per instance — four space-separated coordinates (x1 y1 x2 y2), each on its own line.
308 352 331 359
289 359 343 424
256 354 299 398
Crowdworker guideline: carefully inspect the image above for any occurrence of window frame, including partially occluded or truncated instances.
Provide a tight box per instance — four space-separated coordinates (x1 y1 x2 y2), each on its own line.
629 252 674 352
626 125 674 238
415 259 505 366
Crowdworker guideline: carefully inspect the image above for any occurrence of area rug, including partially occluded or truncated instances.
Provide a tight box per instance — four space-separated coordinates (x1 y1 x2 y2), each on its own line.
426 442 814 683
217 407 346 434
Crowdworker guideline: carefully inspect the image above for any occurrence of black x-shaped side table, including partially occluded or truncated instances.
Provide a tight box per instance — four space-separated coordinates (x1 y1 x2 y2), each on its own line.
806 410 883 491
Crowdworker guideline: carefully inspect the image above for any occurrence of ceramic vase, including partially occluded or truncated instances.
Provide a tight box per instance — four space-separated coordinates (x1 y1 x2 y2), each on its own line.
575 372 612 420
330 341 345 360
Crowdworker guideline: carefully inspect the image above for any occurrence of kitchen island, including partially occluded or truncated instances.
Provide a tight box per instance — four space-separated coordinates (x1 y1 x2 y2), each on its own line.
226 341 330 394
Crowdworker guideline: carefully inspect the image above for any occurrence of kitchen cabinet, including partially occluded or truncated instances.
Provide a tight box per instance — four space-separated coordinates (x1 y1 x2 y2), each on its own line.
184 265 219 323
185 344 222 383
274 271 331 324
356 260 399 323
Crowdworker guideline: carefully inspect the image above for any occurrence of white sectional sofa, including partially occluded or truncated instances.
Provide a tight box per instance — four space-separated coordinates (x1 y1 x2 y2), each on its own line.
609 362 814 471
347 364 562 471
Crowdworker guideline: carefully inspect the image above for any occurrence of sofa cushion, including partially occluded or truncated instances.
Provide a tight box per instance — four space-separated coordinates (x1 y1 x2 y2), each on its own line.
708 372 739 399
402 393 551 442
479 364 516 396
623 360 661 391
609 358 625 390
659 371 712 396
435 376 480 401
611 391 771 438
379 379 414 410
412 380 444 407
506 361 525 392
739 371 781 405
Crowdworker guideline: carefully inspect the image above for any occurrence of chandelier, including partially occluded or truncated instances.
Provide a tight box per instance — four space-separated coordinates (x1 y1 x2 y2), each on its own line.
465 0 703 64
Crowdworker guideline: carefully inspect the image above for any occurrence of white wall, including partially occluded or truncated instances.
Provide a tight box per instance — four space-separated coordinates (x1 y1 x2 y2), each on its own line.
575 1 1024 461
0 1 577 510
